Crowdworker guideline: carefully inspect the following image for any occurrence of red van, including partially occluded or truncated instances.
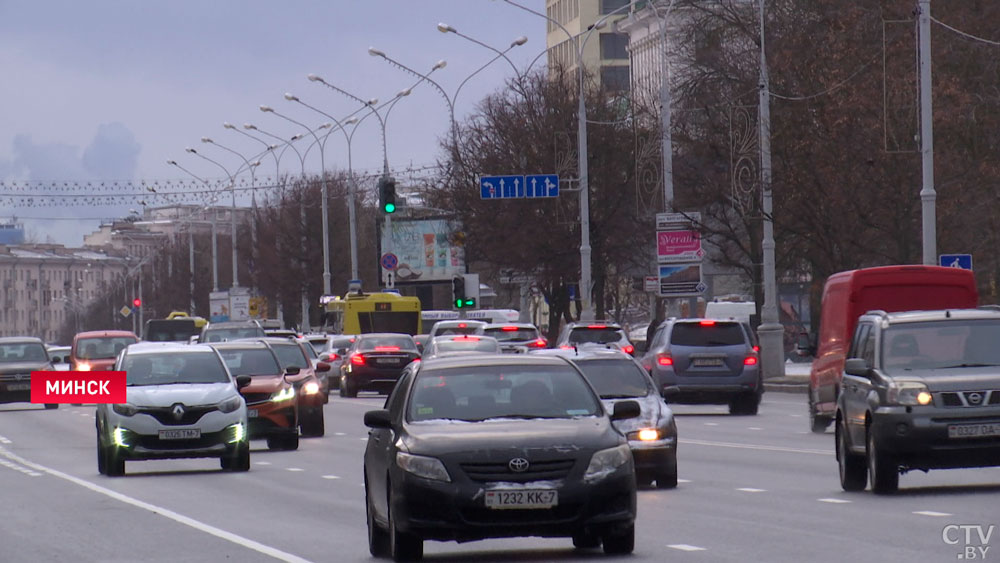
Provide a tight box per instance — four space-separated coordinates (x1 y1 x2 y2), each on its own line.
71 330 139 372
805 265 978 432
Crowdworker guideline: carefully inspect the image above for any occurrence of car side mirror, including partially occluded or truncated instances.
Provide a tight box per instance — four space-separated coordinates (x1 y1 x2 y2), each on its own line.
844 358 871 377
315 362 331 373
610 400 641 421
284 366 301 376
235 375 252 389
364 409 393 429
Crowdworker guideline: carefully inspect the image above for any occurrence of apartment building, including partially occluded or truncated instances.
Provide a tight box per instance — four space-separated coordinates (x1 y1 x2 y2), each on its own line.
545 0 631 90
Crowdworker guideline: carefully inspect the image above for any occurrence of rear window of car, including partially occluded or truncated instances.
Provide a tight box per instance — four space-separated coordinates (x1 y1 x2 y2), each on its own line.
202 327 265 343
218 348 281 376
569 327 623 344
575 359 651 398
359 336 417 352
483 327 539 342
670 323 746 346
434 338 500 353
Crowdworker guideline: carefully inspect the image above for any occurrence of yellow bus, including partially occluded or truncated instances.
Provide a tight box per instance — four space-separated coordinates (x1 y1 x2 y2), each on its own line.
321 292 422 336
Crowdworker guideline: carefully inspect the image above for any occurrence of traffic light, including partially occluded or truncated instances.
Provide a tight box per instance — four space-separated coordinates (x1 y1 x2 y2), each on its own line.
379 177 397 214
132 298 142 308
452 275 476 309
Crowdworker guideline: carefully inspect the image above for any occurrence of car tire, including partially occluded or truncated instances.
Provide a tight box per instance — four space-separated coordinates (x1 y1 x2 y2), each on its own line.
809 397 831 433
602 523 635 555
44 404 58 410
366 481 390 557
342 378 359 398
96 429 107 475
104 442 125 477
221 443 250 472
300 408 325 437
867 428 898 494
656 458 678 489
836 420 866 491
572 531 601 549
388 489 423 561
729 393 759 415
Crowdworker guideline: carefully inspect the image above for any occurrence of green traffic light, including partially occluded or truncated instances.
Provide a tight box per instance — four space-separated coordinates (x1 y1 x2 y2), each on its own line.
384 202 396 213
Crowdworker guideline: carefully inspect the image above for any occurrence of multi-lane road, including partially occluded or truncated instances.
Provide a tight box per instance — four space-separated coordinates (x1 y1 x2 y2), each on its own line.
1 391 998 562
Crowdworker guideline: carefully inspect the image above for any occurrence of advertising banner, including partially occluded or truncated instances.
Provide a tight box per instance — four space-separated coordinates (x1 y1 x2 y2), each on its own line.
381 219 465 283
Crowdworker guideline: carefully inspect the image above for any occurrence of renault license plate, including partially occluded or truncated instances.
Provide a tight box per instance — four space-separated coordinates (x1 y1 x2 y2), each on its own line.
158 429 200 440
484 490 557 509
948 423 1000 439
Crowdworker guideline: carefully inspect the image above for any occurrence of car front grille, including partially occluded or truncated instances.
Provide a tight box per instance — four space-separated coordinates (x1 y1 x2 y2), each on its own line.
938 390 998 408
241 392 272 405
137 405 219 426
459 459 575 483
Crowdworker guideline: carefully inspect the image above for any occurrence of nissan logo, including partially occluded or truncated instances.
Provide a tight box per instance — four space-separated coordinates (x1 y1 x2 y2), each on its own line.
508 458 530 473
967 392 984 406
171 404 186 420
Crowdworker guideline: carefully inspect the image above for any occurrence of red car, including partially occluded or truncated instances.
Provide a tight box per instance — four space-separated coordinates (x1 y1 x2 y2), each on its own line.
71 330 139 372
252 337 330 437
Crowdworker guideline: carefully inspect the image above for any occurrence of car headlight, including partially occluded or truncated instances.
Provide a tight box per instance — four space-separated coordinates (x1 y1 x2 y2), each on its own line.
218 395 243 413
271 386 295 403
112 403 138 417
584 444 632 483
395 452 451 482
631 428 660 441
113 427 131 447
227 422 246 443
886 381 933 406
303 381 320 395
77 362 91 372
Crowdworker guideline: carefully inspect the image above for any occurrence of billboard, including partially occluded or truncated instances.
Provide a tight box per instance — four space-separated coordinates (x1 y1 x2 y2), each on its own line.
380 219 465 283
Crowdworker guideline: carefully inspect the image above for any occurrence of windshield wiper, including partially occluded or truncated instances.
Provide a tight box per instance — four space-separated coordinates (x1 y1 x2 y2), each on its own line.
936 363 1000 369
601 394 643 399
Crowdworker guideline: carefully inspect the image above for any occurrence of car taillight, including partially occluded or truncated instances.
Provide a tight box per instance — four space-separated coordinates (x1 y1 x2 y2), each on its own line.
623 344 634 355
744 356 758 365
699 320 716 326
457 336 480 341
502 326 518 331
329 353 340 361
351 354 366 366
657 355 673 366
752 345 760 353
531 339 547 348
587 324 607 329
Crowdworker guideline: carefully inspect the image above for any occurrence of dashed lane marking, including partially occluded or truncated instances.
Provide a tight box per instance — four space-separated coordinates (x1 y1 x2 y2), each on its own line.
0 444 310 562
334 432 346 436
321 475 340 480
748 427 762 430
677 479 692 484
0 458 43 477
680 438 832 456
736 488 766 493
913 511 952 517
703 422 719 426
817 498 851 504
254 461 272 466
286 468 304 472
668 544 707 552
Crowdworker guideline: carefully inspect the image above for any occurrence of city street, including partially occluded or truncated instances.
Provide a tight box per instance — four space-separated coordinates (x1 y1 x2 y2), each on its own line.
1 391 998 562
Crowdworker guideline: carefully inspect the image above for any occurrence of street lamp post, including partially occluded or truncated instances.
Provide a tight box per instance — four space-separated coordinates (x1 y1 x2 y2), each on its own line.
501 0 634 321
170 157 221 292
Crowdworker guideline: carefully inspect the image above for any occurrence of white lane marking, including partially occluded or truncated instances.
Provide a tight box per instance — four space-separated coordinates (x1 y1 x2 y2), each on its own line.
680 438 832 456
359 437 368 441
254 461 272 466
788 414 803 418
286 467 304 472
321 475 340 480
0 458 43 477
669 544 707 552
914 511 952 517
0 444 311 562
79 413 91 417
748 427 762 430
736 488 766 493
703 422 719 426
334 432 346 436
0 435 11 444
817 498 851 504
677 479 692 484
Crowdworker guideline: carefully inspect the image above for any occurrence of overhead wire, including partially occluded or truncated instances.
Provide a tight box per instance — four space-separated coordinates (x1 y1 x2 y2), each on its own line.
931 16 1000 47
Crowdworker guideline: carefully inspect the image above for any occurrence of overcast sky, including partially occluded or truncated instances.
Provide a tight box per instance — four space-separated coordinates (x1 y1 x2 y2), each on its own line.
0 0 546 245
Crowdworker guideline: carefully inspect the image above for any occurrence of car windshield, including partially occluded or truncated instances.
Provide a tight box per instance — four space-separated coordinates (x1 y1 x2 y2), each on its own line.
569 327 622 344
75 336 137 360
432 338 499 354
408 364 601 422
484 327 538 342
575 359 651 399
0 343 48 363
670 323 745 346
201 327 264 343
882 319 1000 372
270 344 310 369
359 336 416 352
123 351 229 386
300 342 319 360
217 348 281 376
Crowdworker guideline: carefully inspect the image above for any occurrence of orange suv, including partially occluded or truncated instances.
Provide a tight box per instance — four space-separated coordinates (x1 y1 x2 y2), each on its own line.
71 330 139 372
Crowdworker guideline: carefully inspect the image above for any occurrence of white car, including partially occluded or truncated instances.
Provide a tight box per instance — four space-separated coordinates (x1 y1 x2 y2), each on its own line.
95 342 251 476
46 345 72 371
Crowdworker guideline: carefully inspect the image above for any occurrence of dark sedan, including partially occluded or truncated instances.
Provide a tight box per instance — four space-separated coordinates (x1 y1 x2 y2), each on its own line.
0 337 57 409
340 333 420 398
363 354 639 560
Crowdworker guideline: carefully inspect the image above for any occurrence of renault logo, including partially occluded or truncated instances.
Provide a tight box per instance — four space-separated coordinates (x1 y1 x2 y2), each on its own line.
967 392 984 406
171 404 185 420
508 458 530 473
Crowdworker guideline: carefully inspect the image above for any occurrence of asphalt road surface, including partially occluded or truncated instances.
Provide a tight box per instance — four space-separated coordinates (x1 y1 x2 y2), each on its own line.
1 392 998 562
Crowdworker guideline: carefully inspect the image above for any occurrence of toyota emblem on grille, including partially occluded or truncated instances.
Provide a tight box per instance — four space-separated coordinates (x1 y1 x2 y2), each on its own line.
967 392 984 405
508 458 530 473
171 404 185 420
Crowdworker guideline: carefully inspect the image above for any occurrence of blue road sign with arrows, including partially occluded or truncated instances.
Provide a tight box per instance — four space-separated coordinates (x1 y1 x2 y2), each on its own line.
480 174 559 199
525 174 559 198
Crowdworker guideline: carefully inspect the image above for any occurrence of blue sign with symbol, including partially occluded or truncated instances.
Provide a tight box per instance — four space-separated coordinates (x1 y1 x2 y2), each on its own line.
525 174 559 198
480 175 525 199
380 253 398 271
939 254 973 270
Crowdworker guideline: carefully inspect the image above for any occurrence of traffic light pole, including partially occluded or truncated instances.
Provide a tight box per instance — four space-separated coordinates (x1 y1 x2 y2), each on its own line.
138 273 144 334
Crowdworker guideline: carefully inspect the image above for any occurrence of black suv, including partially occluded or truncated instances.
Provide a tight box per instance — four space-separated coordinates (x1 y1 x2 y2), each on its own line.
836 309 1000 494
640 318 762 415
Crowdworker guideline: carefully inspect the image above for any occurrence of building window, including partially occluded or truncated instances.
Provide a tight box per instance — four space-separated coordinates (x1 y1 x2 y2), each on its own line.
600 0 629 15
600 33 629 60
601 65 631 91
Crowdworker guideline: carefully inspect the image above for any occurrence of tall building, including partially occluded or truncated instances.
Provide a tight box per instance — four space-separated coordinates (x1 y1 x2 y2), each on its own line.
615 1 677 115
545 0 632 90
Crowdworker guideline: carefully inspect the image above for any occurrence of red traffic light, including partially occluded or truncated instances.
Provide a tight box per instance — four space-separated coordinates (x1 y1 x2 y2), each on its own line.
132 298 142 308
